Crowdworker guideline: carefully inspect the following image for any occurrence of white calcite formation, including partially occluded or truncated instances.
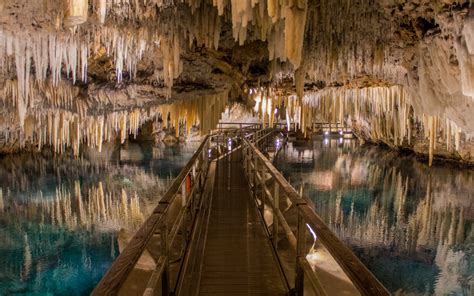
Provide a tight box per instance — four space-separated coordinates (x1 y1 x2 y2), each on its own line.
0 90 227 155
0 0 472 164
248 84 471 165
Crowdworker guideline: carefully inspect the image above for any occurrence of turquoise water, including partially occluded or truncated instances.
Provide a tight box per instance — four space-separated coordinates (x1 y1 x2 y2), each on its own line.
274 137 473 295
0 142 199 295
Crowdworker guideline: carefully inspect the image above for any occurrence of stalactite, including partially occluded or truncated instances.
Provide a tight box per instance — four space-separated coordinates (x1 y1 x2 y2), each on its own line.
429 116 435 167
283 1 307 69
65 0 89 27
98 0 107 24
455 39 474 100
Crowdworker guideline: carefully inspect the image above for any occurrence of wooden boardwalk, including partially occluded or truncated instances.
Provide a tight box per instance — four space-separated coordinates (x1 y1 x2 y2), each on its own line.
198 149 287 296
92 130 389 296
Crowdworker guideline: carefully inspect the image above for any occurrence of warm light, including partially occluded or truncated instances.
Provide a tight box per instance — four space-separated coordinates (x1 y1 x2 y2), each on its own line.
254 95 261 113
324 131 329 136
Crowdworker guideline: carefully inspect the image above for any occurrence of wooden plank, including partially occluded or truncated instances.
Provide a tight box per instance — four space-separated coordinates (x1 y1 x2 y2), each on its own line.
198 150 287 296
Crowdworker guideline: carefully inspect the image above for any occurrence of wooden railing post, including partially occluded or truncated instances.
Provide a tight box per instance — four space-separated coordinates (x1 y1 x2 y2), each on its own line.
181 182 189 250
259 164 266 213
272 182 279 248
161 218 169 295
253 153 258 192
295 211 306 296
245 147 250 176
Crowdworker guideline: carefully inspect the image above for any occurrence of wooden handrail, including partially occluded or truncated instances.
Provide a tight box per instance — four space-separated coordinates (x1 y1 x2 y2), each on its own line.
91 135 211 296
243 135 389 296
92 127 268 295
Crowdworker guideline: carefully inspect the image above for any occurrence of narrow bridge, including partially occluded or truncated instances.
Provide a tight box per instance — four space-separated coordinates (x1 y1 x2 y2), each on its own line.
91 126 388 296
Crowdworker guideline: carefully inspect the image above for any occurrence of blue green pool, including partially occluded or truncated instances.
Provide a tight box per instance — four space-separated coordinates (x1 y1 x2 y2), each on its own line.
0 142 199 295
274 137 473 295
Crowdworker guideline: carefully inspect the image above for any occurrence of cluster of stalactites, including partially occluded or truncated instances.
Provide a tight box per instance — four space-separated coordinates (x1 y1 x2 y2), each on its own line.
27 108 145 156
1 79 84 113
0 26 153 128
249 85 466 166
249 88 280 128
1 89 229 155
223 0 307 69
303 0 396 84
302 86 465 166
458 8 474 100
151 89 228 136
248 87 305 131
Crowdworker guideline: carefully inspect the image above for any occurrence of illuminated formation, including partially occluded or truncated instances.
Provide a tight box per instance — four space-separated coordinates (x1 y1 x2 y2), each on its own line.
0 90 227 155
249 85 469 165
0 1 472 164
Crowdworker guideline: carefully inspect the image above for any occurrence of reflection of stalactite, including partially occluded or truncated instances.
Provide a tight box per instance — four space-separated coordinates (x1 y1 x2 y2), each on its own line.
110 234 115 259
1 172 168 234
0 187 3 211
334 192 342 226
417 175 434 246
304 146 473 257
21 233 31 282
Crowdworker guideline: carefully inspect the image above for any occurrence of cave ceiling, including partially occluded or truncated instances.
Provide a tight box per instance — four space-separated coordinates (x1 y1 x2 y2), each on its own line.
0 0 473 149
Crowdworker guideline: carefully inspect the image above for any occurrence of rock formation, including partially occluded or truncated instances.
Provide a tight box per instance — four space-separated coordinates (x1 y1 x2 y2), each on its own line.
0 0 472 163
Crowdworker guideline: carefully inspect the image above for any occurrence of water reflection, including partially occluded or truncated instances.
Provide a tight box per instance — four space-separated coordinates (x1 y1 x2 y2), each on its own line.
0 142 198 295
275 138 473 295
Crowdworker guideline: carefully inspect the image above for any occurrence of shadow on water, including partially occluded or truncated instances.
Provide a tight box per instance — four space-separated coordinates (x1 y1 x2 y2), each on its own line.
274 137 473 295
0 141 199 295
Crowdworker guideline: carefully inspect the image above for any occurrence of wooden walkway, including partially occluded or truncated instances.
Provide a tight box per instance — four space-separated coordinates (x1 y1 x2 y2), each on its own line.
198 149 287 296
92 130 389 296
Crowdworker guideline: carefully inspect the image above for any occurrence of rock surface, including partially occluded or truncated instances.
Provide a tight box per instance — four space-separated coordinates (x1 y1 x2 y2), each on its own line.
0 1 472 162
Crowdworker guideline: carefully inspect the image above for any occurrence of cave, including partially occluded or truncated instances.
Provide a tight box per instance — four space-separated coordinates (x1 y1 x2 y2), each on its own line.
0 1 472 295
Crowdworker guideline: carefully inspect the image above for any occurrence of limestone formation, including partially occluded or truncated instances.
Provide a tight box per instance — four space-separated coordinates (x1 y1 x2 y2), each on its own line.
0 0 472 164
